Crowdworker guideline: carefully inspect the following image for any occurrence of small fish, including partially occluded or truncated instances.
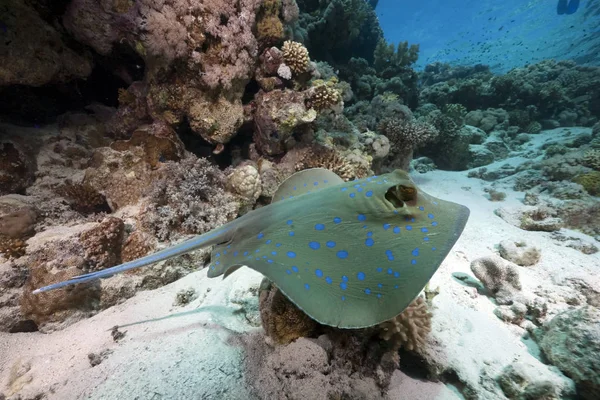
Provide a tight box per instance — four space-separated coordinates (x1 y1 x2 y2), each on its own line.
33 169 469 328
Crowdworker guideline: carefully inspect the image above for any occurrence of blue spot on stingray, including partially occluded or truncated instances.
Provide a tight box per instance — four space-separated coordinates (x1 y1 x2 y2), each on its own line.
433 201 438 205
411 259 417 265
293 186 296 191
432 222 438 227
215 252 220 258
357 214 366 221
341 296 346 301
286 269 292 275
304 283 310 290
210 265 215 270
255 249 260 253
257 233 264 239
385 250 394 261
412 248 420 256
387 268 393 274
340 282 348 290
326 241 336 248
428 213 435 219
365 238 374 247
342 275 348 281
357 272 366 280
378 283 383 288
337 250 348 259
267 259 274 263
266 239 272 244
432 247 437 251
271 251 277 255
309 241 320 250
292 266 299 273
357 187 363 192
287 220 293 225
377 293 382 298
394 285 399 289
276 243 282 247
333 217 342 224
362 225 367 229
367 231 373 237
324 180 328 183
233 251 238 256
349 193 356 198
287 251 297 258
419 206 425 211
377 267 383 272
393 226 401 234
405 225 413 231
341 187 348 192
365 288 371 295
227 245 231 249
314 182 318 186
354 184 361 188
244 251 249 256
366 191 373 197
215 260 220 265
289 231 295 236
421 227 429 233
315 223 325 231
223 250 227 255
394 272 400 278
383 223 390 230
304 183 307 187
315 269 323 278
325 276 333 284
424 237 430 241
263 256 267 259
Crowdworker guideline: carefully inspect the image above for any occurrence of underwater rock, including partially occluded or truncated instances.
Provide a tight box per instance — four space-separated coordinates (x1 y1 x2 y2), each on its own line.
0 139 37 196
495 206 564 232
467 144 495 168
0 0 92 86
253 89 316 155
258 279 318 344
470 255 522 305
539 306 600 400
0 196 38 240
498 240 541 266
497 360 575 400
243 331 400 400
20 223 106 331
494 302 527 324
483 137 510 160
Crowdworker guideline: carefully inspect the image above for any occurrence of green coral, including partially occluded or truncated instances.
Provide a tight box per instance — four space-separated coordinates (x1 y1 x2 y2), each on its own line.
574 172 600 196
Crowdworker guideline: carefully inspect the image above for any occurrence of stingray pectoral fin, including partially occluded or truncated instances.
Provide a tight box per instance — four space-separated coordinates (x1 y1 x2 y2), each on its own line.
32 223 236 294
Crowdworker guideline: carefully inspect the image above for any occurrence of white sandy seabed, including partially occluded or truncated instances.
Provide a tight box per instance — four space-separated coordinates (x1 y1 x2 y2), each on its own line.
1 128 598 400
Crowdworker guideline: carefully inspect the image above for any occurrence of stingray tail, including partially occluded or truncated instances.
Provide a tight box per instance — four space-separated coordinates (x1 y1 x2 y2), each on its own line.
32 223 235 294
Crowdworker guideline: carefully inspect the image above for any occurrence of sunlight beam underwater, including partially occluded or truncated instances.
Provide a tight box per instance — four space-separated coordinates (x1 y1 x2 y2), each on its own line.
32 169 470 329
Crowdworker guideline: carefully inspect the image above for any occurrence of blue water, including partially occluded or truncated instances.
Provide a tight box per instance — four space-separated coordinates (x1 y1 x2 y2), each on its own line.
376 0 600 72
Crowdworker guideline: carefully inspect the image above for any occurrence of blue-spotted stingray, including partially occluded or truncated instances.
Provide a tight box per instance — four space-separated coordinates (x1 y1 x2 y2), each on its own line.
33 169 469 328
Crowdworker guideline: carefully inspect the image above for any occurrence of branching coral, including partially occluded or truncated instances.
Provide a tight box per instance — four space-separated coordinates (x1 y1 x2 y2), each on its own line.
378 118 438 151
378 296 432 351
282 40 310 74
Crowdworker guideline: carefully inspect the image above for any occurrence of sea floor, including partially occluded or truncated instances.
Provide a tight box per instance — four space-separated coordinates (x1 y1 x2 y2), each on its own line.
0 128 598 400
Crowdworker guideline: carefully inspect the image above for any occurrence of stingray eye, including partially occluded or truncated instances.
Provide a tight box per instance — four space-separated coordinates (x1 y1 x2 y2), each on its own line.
398 185 417 202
